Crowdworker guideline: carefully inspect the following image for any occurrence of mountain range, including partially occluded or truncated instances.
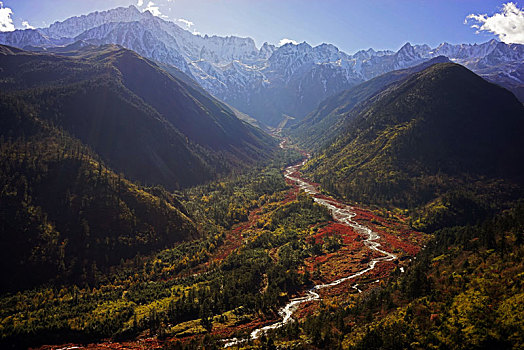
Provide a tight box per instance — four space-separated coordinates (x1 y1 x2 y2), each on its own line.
0 5 522 127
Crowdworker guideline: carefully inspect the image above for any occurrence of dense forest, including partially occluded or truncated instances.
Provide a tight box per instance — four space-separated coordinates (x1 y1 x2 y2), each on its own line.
0 145 334 348
4 122 521 349
0 95 197 292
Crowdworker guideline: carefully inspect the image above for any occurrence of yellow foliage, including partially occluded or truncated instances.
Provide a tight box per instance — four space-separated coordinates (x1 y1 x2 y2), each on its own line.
444 289 494 347
497 293 524 347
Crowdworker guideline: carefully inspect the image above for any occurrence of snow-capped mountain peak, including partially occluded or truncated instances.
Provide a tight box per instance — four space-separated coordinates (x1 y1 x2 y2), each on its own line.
0 5 522 127
42 6 145 39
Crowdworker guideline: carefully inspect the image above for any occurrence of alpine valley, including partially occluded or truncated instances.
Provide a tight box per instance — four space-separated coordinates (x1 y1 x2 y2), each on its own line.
0 3 523 350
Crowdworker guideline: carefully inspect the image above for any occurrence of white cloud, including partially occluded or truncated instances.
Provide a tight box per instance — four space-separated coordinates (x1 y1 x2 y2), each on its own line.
177 18 194 29
278 38 298 46
465 2 524 44
0 1 15 32
22 21 34 30
137 0 144 7
176 18 200 35
143 1 167 18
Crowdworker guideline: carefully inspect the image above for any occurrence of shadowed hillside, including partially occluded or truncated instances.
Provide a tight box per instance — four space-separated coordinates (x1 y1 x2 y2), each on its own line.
0 95 197 291
0 44 275 189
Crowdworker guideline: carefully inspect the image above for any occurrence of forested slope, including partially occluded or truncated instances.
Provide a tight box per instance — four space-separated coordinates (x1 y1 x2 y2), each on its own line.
0 95 197 292
287 56 450 150
0 44 275 189
304 63 524 209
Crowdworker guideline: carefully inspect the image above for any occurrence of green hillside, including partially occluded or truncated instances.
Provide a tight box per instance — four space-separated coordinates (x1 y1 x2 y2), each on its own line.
261 62 524 350
287 56 450 150
304 63 524 209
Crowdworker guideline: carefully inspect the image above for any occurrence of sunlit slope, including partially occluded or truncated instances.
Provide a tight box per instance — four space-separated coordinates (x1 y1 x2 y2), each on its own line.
305 63 524 206
287 56 450 150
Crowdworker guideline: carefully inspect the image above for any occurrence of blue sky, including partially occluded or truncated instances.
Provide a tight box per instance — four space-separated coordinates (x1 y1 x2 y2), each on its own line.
0 1 522 53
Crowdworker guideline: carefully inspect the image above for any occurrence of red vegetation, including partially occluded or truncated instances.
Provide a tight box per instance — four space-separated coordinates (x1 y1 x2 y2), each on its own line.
281 186 299 204
309 222 359 245
36 338 163 350
380 231 421 256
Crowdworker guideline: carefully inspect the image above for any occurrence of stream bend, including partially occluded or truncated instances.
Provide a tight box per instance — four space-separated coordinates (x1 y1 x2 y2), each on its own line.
224 157 397 347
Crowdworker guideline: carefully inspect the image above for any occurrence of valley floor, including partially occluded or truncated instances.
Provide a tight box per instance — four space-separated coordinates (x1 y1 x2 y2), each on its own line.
31 146 429 349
